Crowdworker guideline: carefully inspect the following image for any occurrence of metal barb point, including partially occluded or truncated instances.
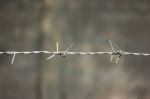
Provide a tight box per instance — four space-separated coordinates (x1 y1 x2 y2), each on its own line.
47 42 74 60
56 42 59 52
110 55 114 62
116 57 120 63
66 44 74 52
62 44 74 57
11 52 16 64
47 42 59 60
109 40 122 63
109 40 115 53
47 54 56 60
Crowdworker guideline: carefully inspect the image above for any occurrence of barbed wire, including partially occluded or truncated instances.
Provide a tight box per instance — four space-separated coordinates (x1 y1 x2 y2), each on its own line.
1 40 150 64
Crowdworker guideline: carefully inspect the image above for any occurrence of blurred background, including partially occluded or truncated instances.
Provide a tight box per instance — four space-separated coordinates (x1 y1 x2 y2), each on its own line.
0 0 150 99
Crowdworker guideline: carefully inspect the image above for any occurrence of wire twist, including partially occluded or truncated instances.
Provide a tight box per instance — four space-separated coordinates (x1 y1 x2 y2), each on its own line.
1 40 150 64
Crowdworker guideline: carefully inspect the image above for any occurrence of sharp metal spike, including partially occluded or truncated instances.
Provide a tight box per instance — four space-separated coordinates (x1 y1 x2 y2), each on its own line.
11 52 16 64
56 42 59 52
111 41 121 51
109 40 115 52
47 54 55 60
66 44 74 52
110 55 113 62
116 57 120 64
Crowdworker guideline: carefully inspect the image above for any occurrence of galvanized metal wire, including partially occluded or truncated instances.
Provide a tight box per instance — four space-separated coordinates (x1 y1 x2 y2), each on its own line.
1 40 150 64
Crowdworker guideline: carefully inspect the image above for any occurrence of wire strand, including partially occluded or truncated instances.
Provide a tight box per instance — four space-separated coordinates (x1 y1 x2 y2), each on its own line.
1 41 150 64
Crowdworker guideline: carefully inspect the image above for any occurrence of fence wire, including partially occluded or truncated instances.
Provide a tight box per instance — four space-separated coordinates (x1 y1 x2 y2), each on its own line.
1 40 150 64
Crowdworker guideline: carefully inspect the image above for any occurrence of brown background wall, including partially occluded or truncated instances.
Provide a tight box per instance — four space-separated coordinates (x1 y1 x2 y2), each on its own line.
0 0 150 99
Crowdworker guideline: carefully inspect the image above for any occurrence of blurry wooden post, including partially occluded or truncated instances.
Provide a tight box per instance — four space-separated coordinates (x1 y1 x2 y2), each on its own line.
35 0 47 99
35 0 67 99
35 32 44 99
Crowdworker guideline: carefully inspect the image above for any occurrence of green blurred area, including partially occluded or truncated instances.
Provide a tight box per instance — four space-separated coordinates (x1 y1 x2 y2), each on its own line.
0 0 150 99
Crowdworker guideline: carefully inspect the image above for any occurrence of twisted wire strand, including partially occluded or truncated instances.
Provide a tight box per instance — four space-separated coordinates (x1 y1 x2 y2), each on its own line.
0 51 150 55
0 51 150 56
1 40 150 64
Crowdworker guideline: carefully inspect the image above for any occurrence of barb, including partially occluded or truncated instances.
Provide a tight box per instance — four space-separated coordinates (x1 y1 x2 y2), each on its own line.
109 40 122 63
47 42 59 60
0 40 150 64
47 43 74 60
62 44 74 57
11 51 16 64
109 40 115 62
